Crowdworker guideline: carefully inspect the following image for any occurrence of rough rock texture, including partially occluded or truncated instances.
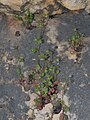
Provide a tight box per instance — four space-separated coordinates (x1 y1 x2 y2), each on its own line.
0 9 90 120
0 0 44 15
60 0 86 10
45 11 90 120
0 0 65 15
85 0 90 13
0 0 23 10
60 0 90 13
0 0 90 15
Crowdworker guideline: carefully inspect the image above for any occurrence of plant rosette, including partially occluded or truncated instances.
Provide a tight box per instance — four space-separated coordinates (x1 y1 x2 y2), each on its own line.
69 29 84 50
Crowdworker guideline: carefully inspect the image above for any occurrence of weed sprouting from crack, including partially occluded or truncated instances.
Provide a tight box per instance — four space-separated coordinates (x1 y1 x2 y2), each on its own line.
19 34 69 117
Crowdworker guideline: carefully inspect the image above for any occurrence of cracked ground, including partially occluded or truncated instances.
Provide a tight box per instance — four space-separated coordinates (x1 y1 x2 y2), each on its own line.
0 11 90 120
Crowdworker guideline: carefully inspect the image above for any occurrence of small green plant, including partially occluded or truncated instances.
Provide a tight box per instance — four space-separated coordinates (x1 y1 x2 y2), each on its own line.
16 67 24 79
69 29 84 49
15 15 22 21
18 56 25 62
42 12 49 18
15 9 49 30
34 36 44 45
15 9 34 29
31 36 44 54
19 34 68 111
19 34 62 110
24 10 34 25
31 48 39 53
29 34 62 109
36 20 44 28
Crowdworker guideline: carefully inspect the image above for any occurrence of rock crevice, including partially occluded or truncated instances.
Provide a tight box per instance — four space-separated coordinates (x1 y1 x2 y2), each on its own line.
0 0 90 15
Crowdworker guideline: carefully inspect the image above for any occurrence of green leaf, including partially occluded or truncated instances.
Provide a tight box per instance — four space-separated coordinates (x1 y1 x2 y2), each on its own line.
49 65 55 73
24 10 34 24
43 87 48 95
25 10 30 16
40 83 45 88
31 48 38 53
38 53 45 60
35 64 40 71
48 81 52 86
42 12 48 18
15 15 22 21
40 72 45 77
29 13 34 23
16 67 21 76
34 37 44 45
55 57 61 62
44 68 48 73
34 87 40 93
34 98 39 104
56 69 60 74
45 49 52 55
47 75 53 80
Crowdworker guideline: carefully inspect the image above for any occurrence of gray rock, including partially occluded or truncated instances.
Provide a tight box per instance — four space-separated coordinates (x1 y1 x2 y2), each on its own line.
60 0 90 13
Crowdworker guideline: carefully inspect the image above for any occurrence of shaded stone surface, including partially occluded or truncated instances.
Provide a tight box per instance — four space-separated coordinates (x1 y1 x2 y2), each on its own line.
0 10 90 120
45 11 90 120
0 84 29 120
60 0 85 10
0 13 44 120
